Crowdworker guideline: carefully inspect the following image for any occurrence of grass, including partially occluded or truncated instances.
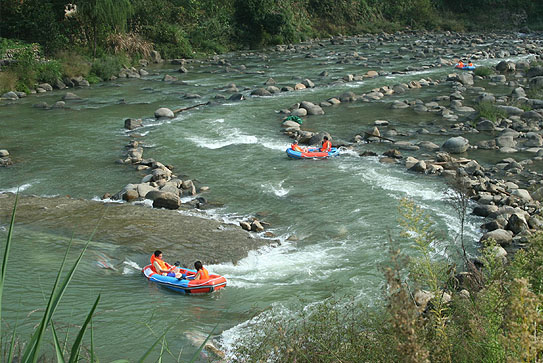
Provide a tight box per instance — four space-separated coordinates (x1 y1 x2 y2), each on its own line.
475 101 507 122
474 66 493 77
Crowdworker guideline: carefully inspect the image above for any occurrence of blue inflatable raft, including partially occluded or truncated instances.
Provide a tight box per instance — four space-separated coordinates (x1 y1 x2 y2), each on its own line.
286 147 339 159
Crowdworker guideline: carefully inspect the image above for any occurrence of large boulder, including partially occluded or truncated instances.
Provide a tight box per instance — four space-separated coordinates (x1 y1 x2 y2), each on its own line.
124 118 143 130
152 192 181 210
457 73 474 86
441 136 469 154
480 229 513 246
300 101 324 115
2 91 18 100
154 107 174 119
251 88 272 96
63 92 81 101
506 213 529 234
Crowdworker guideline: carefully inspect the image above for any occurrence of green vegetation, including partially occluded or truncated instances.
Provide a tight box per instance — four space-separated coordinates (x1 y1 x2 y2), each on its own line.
474 66 493 77
232 199 543 362
475 101 508 122
1 0 542 93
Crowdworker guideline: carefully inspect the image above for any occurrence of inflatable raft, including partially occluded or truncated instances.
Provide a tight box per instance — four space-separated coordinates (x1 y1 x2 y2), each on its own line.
286 147 339 159
142 265 227 294
455 64 476 71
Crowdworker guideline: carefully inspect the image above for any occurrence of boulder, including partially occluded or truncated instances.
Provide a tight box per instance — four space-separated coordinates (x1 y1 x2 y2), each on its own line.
457 73 474 86
137 183 158 198
496 135 516 148
251 220 265 232
301 79 315 88
1 91 18 100
0 149 9 157
507 213 529 234
124 118 143 130
511 189 532 201
122 189 139 202
63 92 81 101
291 108 308 117
473 204 499 217
300 101 324 115
442 136 469 154
152 192 181 210
480 229 513 246
409 160 427 173
154 107 174 119
476 119 496 131
251 88 272 96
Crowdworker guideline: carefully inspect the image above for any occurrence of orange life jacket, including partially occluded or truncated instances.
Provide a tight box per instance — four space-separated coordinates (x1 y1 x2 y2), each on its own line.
468 62 473 67
321 140 331 152
196 267 209 280
457 62 464 68
150 254 171 273
291 144 303 152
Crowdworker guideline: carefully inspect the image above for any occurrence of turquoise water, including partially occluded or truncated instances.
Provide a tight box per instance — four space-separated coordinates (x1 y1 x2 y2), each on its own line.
0 34 536 361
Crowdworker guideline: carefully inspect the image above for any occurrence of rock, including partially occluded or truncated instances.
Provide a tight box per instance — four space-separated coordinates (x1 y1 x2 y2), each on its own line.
405 156 419 169
417 141 440 151
383 149 402 159
229 93 245 101
395 141 420 151
53 79 66 89
251 220 265 232
511 189 532 201
282 120 301 129
163 74 177 82
410 160 427 173
301 79 315 88
264 77 276 85
0 149 9 157
32 102 49 109
507 213 529 234
339 92 357 102
53 101 65 108
1 91 18 100
122 189 139 202
374 120 389 126
124 118 143 130
300 101 324 115
473 204 499 217
150 50 162 63
251 88 272 96
476 119 496 131
414 290 433 309
457 73 474 86
38 83 53 92
240 221 251 231
294 83 306 90
497 105 524 116
523 133 543 147
63 92 81 101
489 246 508 262
152 192 181 210
480 229 513 246
154 107 174 119
442 136 469 154
136 183 157 199
291 108 308 117
366 70 379 78
178 66 188 73
391 100 409 109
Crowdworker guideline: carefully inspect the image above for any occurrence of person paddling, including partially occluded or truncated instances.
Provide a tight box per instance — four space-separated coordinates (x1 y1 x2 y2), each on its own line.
193 261 209 281
321 136 332 152
150 250 183 279
457 60 464 68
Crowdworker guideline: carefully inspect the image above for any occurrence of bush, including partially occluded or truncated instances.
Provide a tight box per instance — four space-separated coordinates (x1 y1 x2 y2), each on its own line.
474 66 492 77
36 60 62 84
475 101 507 122
90 55 124 80
0 71 18 93
142 23 193 59
56 51 91 78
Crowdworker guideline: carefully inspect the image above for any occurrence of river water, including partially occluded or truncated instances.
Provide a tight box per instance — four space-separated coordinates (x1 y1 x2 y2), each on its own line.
0 33 537 361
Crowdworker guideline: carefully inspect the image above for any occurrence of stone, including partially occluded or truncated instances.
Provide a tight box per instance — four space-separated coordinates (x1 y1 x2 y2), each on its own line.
152 192 181 210
301 79 315 88
507 213 529 234
512 189 532 201
124 118 143 130
251 88 272 96
240 221 251 231
405 156 419 169
409 160 427 173
38 83 53 91
417 141 440 151
136 183 157 198
476 119 496 131
53 101 65 108
457 73 474 86
229 93 245 101
122 189 139 202
63 92 81 100
1 91 18 100
251 220 265 232
480 229 513 246
300 101 324 115
154 107 174 119
291 108 307 117
294 83 306 90
163 74 177 82
442 136 469 154
473 204 499 217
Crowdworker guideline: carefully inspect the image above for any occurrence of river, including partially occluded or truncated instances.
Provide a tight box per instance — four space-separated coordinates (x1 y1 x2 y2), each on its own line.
0 32 538 361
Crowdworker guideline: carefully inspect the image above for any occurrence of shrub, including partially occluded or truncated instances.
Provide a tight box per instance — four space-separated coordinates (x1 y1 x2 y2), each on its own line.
142 23 193 59
106 32 153 58
90 55 124 80
475 101 507 122
474 66 492 77
0 71 18 93
56 51 91 78
36 60 62 84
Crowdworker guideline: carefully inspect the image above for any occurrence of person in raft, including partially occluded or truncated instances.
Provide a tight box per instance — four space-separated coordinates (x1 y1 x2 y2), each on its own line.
291 139 306 152
468 60 474 67
193 261 209 280
457 60 464 68
151 250 183 279
321 136 332 152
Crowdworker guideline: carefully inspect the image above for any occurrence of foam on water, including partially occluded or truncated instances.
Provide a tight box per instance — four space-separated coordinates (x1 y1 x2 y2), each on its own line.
261 180 290 197
0 183 34 194
122 260 142 275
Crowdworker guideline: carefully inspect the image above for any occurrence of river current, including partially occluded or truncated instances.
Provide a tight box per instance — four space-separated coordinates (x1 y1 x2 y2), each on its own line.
0 33 536 361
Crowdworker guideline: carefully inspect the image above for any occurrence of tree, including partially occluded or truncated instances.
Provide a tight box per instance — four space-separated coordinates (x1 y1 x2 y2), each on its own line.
75 0 134 57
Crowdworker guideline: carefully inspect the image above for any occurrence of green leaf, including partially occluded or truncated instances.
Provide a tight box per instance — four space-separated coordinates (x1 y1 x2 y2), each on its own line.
0 191 18 339
68 294 101 363
137 325 174 363
52 322 66 363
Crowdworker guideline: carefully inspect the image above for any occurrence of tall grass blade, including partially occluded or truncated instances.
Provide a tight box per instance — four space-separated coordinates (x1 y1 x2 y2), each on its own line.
0 191 18 339
21 212 104 363
51 322 66 363
68 294 100 363
7 311 20 363
137 325 173 363
90 319 95 363
158 335 165 363
189 323 218 363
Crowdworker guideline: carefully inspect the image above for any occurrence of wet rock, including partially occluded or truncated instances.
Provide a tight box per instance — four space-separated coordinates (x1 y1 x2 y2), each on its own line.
163 74 177 82
63 92 81 101
291 108 307 117
154 107 174 119
300 101 324 115
122 189 139 202
251 220 265 232
473 204 499 217
409 160 427 173
152 192 181 210
383 149 402 159
229 93 245 101
507 213 529 234
301 79 315 88
251 88 272 96
124 118 143 130
33 102 49 109
1 91 18 100
294 83 306 90
476 119 496 131
339 92 357 102
511 189 532 201
441 136 469 154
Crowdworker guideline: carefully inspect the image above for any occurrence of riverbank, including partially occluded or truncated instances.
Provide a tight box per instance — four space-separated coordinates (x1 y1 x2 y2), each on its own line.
0 193 270 266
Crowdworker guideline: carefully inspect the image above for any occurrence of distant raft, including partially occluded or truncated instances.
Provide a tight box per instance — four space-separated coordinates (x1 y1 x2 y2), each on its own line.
455 63 476 71
142 265 227 294
286 147 340 159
